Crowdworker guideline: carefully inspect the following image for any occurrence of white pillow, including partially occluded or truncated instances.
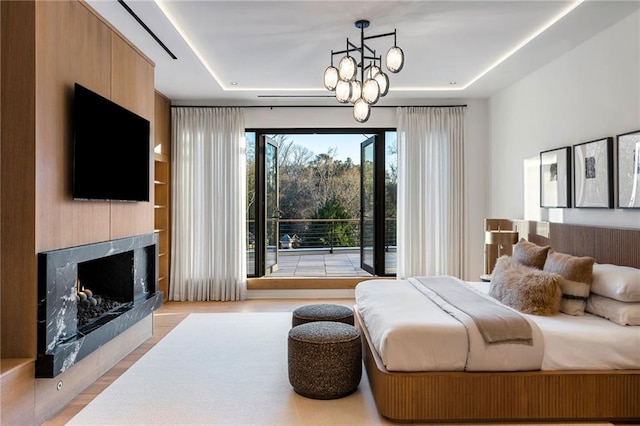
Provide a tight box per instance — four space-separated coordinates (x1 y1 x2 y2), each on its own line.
591 263 640 302
586 294 640 326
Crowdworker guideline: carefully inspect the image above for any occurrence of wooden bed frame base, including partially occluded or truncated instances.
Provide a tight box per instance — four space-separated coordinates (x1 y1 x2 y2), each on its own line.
355 308 640 423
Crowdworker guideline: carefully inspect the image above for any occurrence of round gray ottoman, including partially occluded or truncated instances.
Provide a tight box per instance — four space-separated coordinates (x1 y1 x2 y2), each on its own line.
292 303 354 327
288 321 362 399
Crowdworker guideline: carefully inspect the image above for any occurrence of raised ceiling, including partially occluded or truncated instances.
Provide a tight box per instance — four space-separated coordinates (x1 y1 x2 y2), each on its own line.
87 1 639 104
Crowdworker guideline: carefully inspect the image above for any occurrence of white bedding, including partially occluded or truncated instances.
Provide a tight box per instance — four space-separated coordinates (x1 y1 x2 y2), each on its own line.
355 279 640 372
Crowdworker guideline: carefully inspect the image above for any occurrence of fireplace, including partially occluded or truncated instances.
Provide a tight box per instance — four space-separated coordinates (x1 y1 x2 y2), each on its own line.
36 233 163 378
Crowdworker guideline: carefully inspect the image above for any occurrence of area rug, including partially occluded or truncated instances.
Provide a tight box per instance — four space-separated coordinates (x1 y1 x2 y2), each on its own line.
68 312 387 425
68 312 613 426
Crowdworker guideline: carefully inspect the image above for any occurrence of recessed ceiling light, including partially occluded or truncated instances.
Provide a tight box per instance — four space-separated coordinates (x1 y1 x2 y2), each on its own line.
231 82 238 86
449 82 457 85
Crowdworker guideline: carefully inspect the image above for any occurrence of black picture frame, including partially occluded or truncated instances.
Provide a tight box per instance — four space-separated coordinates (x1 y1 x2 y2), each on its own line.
540 147 571 208
573 137 613 208
616 129 640 209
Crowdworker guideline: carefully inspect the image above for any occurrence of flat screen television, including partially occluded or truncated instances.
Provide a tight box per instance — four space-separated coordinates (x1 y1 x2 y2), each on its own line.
73 83 150 202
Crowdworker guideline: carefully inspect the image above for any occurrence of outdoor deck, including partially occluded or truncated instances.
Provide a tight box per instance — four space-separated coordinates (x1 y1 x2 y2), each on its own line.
263 248 396 277
271 250 370 277
248 218 397 277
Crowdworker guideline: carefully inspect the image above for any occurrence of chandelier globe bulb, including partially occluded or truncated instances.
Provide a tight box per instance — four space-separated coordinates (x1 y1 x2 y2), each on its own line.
338 56 357 81
374 72 389 97
353 98 371 123
362 78 381 104
366 64 380 80
386 46 404 73
323 65 339 91
335 80 352 103
348 80 362 104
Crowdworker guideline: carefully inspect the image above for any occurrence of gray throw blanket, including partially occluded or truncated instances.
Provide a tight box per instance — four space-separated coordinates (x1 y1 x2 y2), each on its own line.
411 276 533 346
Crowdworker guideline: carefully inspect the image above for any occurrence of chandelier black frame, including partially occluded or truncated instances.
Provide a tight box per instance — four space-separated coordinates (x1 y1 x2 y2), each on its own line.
323 20 404 123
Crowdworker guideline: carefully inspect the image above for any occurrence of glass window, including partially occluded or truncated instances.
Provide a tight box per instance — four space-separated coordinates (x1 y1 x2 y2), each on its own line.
246 132 256 276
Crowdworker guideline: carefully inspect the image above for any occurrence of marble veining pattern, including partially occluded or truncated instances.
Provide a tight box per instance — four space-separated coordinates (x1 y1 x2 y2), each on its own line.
37 233 162 378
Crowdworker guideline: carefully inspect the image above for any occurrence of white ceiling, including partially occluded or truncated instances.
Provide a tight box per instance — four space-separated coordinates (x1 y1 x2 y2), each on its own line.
87 0 639 105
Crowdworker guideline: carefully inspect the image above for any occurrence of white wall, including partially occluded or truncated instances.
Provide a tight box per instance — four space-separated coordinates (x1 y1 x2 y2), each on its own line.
243 100 490 280
489 10 640 229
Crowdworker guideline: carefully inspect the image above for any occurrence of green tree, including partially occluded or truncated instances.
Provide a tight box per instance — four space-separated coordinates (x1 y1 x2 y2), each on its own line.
315 198 357 248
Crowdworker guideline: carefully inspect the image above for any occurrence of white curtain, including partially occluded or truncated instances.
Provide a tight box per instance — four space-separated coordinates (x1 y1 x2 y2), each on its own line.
396 106 466 279
170 107 247 301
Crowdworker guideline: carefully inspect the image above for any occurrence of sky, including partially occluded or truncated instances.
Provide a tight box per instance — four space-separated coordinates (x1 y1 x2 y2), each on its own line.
277 133 371 164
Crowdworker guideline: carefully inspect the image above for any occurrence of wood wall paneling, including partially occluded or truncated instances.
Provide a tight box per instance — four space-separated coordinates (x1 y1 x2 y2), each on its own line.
1 1 157 423
1 3 37 423
1 360 36 425
109 33 154 240
35 0 112 252
154 91 171 157
1 0 37 360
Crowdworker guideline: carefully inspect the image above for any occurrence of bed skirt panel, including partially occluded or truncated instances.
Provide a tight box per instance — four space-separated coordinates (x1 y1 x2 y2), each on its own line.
355 307 640 423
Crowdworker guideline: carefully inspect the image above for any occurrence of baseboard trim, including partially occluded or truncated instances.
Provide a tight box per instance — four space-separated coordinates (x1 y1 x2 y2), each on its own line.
246 289 356 299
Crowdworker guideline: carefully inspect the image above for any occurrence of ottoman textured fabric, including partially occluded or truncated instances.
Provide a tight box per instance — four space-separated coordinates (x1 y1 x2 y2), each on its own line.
291 303 354 327
288 321 362 399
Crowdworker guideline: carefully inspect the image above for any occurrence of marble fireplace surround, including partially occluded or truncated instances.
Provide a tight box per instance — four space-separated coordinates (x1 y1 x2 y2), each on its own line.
36 233 163 378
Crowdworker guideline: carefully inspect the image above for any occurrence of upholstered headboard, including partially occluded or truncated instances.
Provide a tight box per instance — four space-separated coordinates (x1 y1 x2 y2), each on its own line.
515 220 640 269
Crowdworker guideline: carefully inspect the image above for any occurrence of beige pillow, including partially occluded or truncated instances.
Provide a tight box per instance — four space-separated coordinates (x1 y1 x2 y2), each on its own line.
512 239 551 270
586 294 640 326
490 256 562 316
591 263 640 302
543 250 595 316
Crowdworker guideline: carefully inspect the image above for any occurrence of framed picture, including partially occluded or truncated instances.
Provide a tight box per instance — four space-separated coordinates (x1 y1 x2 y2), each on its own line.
616 130 640 209
573 137 613 208
540 147 571 208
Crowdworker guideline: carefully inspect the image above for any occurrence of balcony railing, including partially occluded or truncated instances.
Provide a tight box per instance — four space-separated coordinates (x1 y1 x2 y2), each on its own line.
247 218 396 253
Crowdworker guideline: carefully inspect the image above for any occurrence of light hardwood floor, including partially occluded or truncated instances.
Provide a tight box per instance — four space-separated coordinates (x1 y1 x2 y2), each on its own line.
42 298 354 425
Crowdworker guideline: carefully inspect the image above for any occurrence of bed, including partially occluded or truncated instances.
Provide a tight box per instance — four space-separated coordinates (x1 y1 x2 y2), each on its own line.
354 221 640 423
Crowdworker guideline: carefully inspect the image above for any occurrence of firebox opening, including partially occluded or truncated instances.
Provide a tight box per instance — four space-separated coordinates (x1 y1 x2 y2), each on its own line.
76 251 135 334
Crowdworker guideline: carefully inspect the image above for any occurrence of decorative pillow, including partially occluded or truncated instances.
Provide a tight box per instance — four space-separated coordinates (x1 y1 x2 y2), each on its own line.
488 255 514 301
556 278 592 316
543 250 595 316
591 263 640 302
512 239 550 270
489 256 562 316
586 294 640 326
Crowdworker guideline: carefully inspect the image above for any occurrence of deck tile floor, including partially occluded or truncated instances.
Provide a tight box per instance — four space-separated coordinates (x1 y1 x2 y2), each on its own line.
272 251 373 277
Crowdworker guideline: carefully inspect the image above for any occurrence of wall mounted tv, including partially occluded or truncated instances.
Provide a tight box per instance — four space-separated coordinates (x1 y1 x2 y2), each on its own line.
73 83 150 202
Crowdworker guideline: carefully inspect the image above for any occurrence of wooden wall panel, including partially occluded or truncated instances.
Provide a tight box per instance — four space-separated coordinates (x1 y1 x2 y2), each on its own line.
154 91 171 157
109 33 154 239
35 0 111 252
1 1 156 423
0 361 36 425
1 0 37 359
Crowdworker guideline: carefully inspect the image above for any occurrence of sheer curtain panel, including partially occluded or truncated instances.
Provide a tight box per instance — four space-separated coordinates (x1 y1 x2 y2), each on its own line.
170 107 247 301
396 106 466 279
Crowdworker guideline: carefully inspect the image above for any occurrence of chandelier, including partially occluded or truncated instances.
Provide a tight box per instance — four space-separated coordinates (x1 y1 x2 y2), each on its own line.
323 20 404 123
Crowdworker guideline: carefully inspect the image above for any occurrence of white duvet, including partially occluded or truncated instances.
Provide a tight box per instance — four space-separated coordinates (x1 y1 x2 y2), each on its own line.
355 279 640 372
